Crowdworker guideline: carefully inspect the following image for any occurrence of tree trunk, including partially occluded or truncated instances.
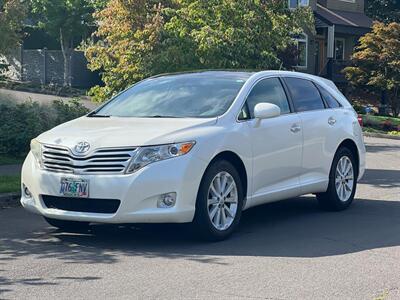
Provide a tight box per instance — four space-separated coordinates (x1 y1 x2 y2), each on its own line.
392 87 399 117
59 28 72 87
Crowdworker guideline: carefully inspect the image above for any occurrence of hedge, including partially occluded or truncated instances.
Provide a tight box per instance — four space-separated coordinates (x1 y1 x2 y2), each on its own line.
0 99 89 157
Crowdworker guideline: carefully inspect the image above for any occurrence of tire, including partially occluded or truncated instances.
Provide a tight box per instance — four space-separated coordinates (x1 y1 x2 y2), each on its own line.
44 217 90 233
193 160 244 241
317 147 358 211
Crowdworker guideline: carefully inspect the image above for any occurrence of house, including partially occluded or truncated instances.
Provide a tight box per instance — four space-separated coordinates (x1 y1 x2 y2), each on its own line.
290 0 373 85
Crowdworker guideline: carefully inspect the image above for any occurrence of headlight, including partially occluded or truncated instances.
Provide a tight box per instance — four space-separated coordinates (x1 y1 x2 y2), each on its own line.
125 141 195 173
30 139 43 168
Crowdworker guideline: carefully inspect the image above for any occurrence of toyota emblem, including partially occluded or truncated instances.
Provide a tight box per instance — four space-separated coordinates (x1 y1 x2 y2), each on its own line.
74 141 90 154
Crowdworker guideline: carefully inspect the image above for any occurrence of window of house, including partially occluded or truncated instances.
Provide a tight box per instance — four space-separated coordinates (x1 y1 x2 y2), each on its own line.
289 0 309 9
293 34 308 68
239 78 290 120
284 78 325 112
335 38 345 60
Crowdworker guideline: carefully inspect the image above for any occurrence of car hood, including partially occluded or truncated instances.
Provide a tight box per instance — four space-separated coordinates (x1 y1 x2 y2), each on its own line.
37 116 217 149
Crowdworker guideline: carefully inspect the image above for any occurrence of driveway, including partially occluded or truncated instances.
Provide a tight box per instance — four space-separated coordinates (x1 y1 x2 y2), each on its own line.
1 136 399 300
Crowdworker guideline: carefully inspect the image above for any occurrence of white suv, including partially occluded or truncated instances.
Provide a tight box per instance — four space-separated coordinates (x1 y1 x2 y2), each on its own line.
21 71 366 240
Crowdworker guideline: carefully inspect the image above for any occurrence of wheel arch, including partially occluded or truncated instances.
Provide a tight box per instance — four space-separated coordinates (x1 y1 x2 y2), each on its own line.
335 138 360 176
204 151 248 200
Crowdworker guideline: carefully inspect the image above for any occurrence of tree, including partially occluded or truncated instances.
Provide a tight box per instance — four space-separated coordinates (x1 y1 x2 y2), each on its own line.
344 22 400 117
30 0 95 87
0 0 26 54
366 0 400 23
85 0 314 102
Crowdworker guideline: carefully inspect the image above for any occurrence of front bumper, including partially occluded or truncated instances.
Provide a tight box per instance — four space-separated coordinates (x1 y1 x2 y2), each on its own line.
21 152 208 224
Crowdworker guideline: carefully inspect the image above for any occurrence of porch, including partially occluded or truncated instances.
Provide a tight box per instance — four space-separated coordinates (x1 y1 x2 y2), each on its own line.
313 4 372 83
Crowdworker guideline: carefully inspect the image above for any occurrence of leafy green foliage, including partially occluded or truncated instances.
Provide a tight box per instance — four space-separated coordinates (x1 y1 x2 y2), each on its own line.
0 99 89 156
388 130 400 136
0 0 26 55
344 22 400 117
85 0 314 102
29 0 96 86
30 0 94 44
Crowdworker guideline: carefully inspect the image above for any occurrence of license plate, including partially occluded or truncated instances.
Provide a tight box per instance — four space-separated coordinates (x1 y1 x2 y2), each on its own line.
60 178 89 198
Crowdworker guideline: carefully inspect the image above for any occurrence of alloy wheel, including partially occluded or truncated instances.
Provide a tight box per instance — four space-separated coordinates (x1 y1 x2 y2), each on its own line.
335 156 354 202
207 171 238 231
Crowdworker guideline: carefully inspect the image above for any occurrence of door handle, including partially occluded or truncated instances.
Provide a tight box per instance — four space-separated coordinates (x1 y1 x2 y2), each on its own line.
290 124 301 133
328 117 336 126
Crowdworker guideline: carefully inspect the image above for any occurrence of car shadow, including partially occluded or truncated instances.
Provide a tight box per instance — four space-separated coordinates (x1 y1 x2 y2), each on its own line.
1 195 400 266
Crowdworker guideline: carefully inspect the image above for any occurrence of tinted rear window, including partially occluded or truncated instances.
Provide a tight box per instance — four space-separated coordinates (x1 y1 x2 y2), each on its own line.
285 78 325 112
317 84 341 108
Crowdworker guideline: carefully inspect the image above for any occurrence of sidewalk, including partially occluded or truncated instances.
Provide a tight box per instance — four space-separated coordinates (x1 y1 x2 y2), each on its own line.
0 88 98 110
0 164 22 176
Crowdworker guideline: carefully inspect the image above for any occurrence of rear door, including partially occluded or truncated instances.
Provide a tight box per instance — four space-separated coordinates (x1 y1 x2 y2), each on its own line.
283 77 339 193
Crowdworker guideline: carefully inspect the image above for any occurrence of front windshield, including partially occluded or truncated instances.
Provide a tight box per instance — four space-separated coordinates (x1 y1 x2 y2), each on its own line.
94 72 250 118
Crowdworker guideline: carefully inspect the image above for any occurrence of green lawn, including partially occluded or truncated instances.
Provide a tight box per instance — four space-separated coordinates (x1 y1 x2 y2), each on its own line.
361 114 400 126
0 155 24 165
361 114 400 134
371 115 400 126
0 176 21 194
362 127 384 134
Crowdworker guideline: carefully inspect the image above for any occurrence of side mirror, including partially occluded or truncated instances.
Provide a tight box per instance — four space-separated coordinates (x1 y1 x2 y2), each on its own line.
254 103 281 119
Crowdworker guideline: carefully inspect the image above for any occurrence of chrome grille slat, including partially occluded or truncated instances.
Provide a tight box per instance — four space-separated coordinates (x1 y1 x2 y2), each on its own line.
43 152 131 161
42 144 137 175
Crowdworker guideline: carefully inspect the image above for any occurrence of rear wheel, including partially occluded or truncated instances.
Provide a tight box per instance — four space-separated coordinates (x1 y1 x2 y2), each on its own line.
317 147 357 211
44 217 90 233
193 160 244 241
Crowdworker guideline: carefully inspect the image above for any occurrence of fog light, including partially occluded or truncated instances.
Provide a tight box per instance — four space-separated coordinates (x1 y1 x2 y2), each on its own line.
157 192 176 208
23 184 32 198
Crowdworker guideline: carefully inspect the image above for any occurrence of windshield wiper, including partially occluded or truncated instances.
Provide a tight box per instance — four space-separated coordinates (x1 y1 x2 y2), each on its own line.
87 112 111 118
147 115 181 118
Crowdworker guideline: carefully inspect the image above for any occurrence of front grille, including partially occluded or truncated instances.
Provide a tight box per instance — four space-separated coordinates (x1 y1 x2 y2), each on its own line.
42 144 137 174
42 195 120 214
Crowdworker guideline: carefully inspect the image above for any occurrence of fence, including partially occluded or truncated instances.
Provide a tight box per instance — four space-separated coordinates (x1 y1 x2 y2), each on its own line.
1 48 101 88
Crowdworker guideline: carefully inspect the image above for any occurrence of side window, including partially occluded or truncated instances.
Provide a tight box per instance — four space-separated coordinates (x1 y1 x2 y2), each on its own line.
284 78 325 112
238 103 250 120
317 84 342 108
244 78 290 118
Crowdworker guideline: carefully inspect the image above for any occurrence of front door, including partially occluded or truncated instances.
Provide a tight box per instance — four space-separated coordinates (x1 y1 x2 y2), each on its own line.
240 77 303 207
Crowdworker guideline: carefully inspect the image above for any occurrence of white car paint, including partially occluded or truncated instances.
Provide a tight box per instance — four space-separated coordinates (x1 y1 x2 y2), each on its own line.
21 71 366 225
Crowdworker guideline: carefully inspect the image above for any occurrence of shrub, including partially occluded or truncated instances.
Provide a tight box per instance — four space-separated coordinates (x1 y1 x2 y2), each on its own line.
0 99 89 157
352 103 365 114
388 131 400 136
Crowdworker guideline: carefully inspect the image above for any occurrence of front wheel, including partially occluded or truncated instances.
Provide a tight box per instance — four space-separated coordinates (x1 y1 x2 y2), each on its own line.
193 160 244 241
44 217 90 233
317 147 357 211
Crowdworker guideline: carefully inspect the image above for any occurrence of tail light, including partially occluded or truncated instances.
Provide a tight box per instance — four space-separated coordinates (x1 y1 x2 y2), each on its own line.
357 115 363 127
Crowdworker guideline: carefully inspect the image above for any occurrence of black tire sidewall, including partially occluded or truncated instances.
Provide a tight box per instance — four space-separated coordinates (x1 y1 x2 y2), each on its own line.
194 160 244 241
326 147 357 210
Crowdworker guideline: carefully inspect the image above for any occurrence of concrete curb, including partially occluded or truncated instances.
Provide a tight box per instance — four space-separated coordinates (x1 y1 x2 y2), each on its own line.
363 132 400 140
0 192 21 208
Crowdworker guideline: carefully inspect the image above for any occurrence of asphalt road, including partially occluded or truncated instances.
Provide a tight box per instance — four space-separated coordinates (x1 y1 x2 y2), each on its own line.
1 136 399 300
